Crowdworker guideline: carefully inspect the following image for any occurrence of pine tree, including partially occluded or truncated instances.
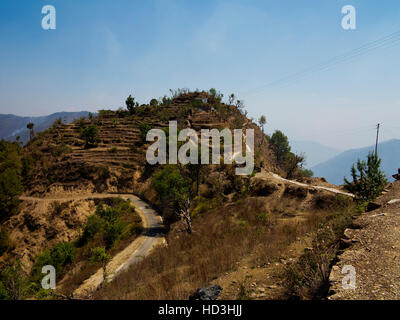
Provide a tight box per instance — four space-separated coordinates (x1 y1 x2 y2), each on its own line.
344 152 387 202
270 130 291 164
125 94 138 114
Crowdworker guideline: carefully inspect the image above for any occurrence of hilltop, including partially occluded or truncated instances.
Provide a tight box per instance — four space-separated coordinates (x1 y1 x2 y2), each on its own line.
21 90 278 199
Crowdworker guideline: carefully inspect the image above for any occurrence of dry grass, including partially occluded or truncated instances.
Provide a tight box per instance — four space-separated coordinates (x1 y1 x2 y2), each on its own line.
93 196 350 300
282 197 357 299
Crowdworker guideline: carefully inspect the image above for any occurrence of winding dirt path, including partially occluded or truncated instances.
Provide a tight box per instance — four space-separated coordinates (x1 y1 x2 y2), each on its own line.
255 171 354 198
20 194 165 298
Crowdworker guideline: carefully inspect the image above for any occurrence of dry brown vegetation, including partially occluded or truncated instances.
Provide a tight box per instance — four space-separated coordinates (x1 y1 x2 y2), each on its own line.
94 195 355 300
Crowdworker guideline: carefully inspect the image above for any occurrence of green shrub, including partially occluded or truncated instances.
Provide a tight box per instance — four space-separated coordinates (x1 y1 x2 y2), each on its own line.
77 215 104 246
300 168 314 177
90 247 110 264
80 201 138 250
103 220 125 249
31 242 77 281
150 99 159 107
139 123 152 142
108 147 118 154
95 204 121 223
80 124 99 148
52 143 72 157
98 110 115 118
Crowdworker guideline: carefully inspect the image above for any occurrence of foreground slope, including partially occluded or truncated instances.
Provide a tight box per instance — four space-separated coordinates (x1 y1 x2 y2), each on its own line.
329 181 400 299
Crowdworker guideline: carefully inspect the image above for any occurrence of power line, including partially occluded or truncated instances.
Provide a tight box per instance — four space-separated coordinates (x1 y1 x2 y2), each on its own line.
243 29 400 96
268 32 400 87
322 125 377 139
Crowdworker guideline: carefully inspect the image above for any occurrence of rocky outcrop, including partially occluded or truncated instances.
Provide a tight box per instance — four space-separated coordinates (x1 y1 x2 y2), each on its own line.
189 285 223 300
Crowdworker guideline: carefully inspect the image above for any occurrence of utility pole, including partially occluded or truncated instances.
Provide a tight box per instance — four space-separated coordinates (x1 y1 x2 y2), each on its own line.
375 123 380 157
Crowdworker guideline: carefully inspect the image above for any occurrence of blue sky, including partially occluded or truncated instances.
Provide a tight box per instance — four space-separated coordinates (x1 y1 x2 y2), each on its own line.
1 0 400 149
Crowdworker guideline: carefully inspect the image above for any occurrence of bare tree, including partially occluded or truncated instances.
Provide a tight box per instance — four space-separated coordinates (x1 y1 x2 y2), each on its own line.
179 198 192 234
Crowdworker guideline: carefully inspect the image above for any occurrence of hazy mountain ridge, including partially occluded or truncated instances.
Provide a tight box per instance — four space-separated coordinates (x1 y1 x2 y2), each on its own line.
0 111 91 144
311 139 400 185
290 140 343 168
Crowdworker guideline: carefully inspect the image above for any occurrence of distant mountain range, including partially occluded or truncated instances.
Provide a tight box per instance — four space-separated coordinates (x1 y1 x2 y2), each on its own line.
311 139 400 185
0 112 90 144
290 140 343 168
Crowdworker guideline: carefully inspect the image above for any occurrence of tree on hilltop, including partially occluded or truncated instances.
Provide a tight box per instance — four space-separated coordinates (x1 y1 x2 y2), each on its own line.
125 95 139 114
270 130 291 164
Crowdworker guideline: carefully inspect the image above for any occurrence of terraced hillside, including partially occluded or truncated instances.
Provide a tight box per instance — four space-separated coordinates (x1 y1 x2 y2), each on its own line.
22 91 278 200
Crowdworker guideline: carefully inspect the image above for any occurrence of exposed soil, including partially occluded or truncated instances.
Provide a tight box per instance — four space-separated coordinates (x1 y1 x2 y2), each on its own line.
329 181 400 299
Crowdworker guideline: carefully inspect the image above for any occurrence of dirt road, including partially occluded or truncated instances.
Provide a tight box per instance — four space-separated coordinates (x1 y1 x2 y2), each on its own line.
20 194 165 298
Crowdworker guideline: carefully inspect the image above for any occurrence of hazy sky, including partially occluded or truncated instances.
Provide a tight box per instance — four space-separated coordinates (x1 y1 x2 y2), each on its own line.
1 0 400 149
